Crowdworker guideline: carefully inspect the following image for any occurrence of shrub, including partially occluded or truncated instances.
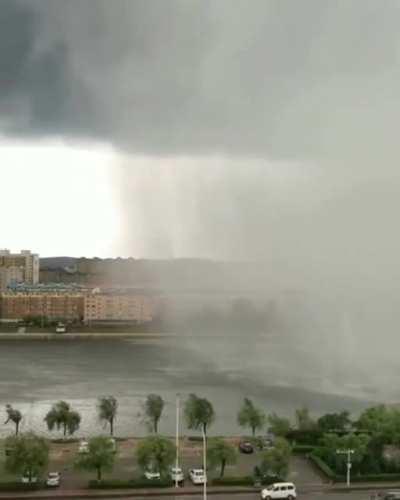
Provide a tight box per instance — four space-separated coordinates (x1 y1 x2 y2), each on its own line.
187 436 203 442
211 476 254 486
0 482 43 491
88 478 173 489
51 438 80 444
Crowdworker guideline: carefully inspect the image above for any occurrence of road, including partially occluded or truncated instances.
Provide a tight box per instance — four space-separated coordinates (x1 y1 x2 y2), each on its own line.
66 492 378 500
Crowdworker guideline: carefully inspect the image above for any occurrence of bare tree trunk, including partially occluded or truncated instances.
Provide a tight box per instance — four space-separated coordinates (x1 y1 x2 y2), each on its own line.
97 467 102 482
110 418 114 436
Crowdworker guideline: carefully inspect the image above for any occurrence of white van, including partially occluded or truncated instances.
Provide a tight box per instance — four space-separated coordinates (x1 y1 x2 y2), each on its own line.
261 482 296 499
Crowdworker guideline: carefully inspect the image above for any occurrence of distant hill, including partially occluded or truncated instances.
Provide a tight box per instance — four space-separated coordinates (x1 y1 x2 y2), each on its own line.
40 257 77 269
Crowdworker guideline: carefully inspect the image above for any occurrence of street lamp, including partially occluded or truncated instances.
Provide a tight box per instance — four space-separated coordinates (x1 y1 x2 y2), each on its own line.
336 449 354 487
202 426 207 500
175 393 180 488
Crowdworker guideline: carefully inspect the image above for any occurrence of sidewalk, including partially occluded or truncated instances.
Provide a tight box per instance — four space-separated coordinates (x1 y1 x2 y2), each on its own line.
0 485 257 500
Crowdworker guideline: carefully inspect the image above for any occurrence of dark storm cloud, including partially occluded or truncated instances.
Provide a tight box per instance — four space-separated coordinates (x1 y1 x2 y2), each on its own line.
2 0 400 159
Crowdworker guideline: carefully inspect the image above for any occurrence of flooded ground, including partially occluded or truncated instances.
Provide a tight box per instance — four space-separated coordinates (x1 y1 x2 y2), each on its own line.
0 336 381 438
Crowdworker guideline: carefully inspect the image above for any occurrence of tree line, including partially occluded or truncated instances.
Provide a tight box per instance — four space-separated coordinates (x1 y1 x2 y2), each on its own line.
6 395 392 483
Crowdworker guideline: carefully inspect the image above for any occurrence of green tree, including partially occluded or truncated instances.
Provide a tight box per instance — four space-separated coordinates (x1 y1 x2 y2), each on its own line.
75 436 115 482
98 396 118 436
295 406 316 431
207 438 237 477
315 432 371 474
5 432 49 483
144 394 164 434
184 394 215 435
4 404 23 436
237 398 266 437
317 411 351 433
268 413 291 437
260 437 292 480
135 436 176 477
44 401 81 437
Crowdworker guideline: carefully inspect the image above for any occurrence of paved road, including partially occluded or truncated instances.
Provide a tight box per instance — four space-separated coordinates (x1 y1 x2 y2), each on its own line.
67 493 374 500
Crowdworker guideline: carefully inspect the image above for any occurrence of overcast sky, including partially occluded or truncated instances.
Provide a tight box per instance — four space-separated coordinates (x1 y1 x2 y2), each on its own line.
1 0 400 281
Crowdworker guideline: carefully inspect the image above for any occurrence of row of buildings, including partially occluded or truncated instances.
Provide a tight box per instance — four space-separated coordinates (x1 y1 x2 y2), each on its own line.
0 285 158 324
0 251 159 325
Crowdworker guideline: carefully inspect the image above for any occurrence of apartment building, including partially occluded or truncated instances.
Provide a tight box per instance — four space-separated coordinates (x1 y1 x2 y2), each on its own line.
0 249 39 286
0 266 24 291
84 290 157 324
0 287 84 322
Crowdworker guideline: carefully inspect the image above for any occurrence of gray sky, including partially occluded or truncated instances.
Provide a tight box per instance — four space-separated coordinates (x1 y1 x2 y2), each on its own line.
1 0 400 277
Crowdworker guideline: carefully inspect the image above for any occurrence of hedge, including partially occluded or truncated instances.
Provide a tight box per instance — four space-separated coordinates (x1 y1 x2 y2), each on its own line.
88 478 173 489
211 476 254 486
51 438 80 444
187 436 204 442
309 454 400 483
292 445 315 454
0 482 43 492
309 453 336 479
337 473 400 483
286 429 323 445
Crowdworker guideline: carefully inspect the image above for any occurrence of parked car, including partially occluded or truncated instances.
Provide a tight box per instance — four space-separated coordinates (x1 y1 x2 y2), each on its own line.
170 466 184 485
108 437 117 453
261 482 296 499
189 468 206 485
78 440 89 453
239 441 254 454
46 472 61 487
21 474 38 484
55 322 66 333
262 437 275 449
144 469 161 481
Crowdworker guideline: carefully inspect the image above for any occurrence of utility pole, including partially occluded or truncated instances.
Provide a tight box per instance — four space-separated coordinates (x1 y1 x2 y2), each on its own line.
175 393 180 488
336 449 354 487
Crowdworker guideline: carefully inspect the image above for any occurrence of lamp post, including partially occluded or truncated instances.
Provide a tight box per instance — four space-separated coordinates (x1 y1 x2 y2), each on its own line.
336 449 354 487
175 393 180 488
202 426 207 500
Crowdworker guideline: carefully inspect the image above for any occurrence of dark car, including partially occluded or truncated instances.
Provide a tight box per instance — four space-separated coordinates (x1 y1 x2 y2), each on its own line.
383 493 400 500
239 441 254 454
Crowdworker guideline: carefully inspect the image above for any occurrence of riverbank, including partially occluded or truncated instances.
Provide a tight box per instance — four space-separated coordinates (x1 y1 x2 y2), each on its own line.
0 332 176 340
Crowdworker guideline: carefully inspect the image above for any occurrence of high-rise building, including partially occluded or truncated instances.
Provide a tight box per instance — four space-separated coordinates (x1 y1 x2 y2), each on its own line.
0 267 24 291
0 249 39 287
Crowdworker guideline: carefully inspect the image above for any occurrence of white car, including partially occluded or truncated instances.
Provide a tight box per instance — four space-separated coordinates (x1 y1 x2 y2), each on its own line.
189 468 206 485
46 472 61 487
108 437 117 453
170 466 184 484
78 440 89 453
21 474 38 484
261 482 296 499
144 470 161 480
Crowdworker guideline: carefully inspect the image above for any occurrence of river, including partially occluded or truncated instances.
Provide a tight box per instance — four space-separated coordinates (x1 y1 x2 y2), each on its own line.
0 336 381 438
